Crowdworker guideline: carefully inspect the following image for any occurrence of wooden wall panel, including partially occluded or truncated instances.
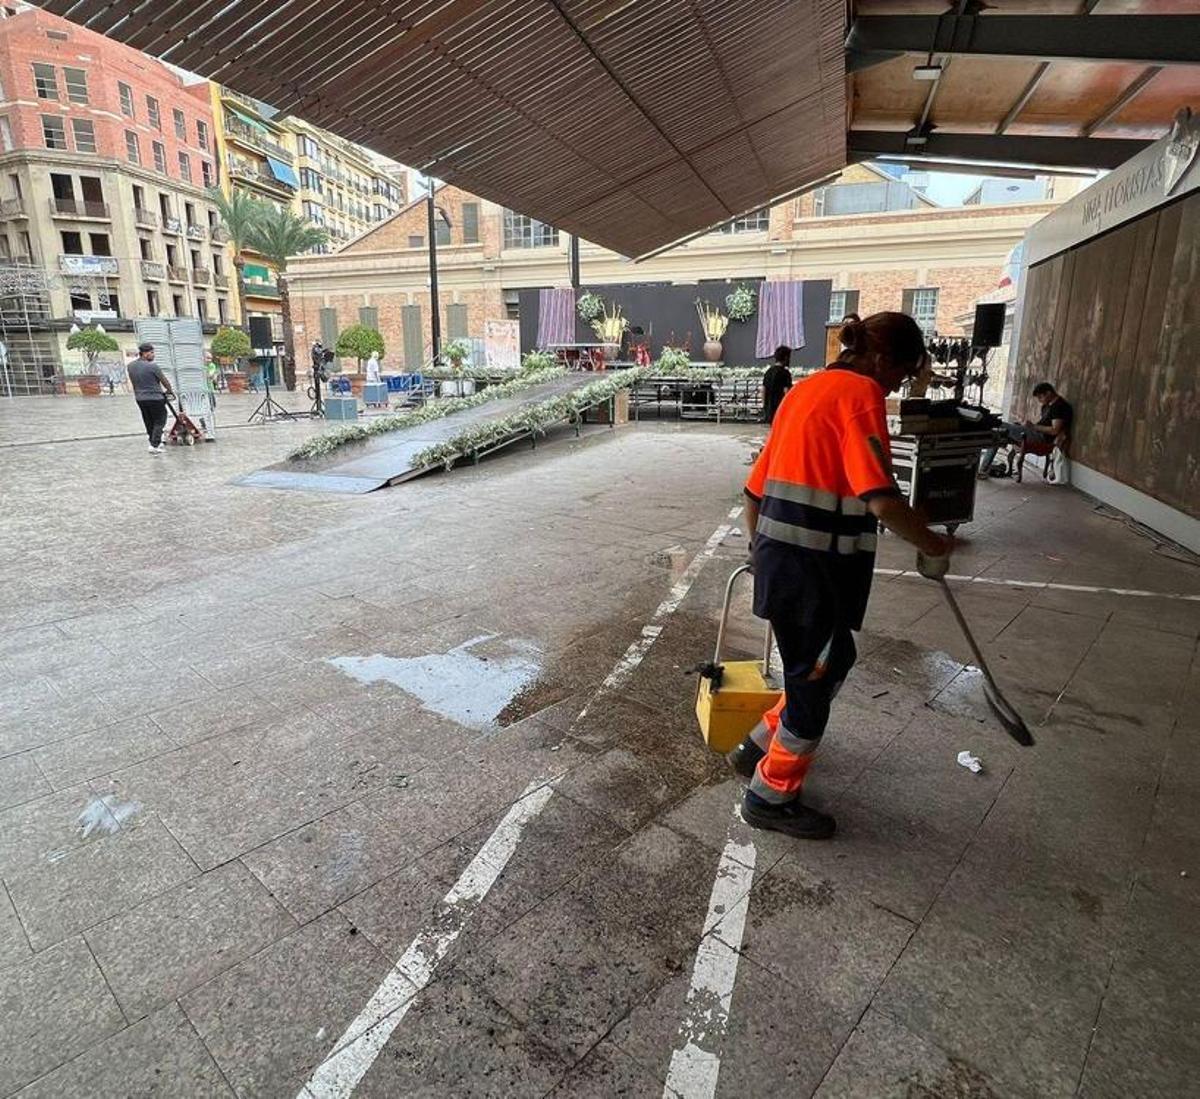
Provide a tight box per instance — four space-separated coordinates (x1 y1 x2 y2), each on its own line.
1014 192 1199 518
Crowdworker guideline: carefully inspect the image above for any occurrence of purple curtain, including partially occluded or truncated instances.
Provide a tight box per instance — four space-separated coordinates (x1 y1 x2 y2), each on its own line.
536 288 575 347
755 280 806 359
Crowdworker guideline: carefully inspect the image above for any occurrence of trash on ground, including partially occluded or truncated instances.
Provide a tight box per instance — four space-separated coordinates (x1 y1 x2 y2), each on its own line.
956 750 983 774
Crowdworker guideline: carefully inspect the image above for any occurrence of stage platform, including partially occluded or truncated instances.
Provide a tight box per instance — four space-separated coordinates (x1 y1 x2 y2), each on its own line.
236 373 613 494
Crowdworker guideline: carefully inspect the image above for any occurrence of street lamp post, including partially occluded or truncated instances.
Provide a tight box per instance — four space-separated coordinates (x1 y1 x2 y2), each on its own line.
569 234 580 289
426 178 441 365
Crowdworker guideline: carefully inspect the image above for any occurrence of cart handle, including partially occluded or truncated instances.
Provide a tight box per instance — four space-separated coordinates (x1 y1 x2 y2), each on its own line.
712 564 774 680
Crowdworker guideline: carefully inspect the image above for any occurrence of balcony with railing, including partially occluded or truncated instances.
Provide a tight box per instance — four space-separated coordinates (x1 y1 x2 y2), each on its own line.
223 116 294 164
210 225 229 243
134 206 159 228
59 254 119 276
140 260 166 281
163 216 183 235
167 265 188 283
50 198 110 219
191 267 210 285
0 197 27 218
186 223 206 240
244 281 280 299
228 158 295 195
213 273 229 289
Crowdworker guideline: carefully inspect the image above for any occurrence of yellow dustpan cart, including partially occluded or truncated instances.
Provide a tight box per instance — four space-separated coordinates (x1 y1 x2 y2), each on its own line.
695 564 782 753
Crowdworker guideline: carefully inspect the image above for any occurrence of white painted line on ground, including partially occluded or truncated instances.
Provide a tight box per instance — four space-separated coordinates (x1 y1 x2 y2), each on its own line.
580 505 743 718
301 504 747 1097
877 568 1200 602
664 801 758 1099
298 780 556 1099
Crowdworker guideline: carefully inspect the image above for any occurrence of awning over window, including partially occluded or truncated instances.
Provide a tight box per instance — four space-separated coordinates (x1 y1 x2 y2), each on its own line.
226 105 268 132
266 157 299 189
243 263 271 281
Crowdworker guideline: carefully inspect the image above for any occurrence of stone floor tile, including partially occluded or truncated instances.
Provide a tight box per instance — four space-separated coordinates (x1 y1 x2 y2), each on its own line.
16 1003 233 1099
7 818 197 950
0 784 110 877
352 973 571 1098
0 935 125 1094
1076 884 1200 1099
0 880 32 970
84 860 297 1020
180 911 392 1098
613 952 848 1098
460 886 680 1063
242 799 419 924
32 716 174 790
814 1006 1026 1099
149 684 284 748
544 1040 669 1099
709 856 916 1016
0 751 51 811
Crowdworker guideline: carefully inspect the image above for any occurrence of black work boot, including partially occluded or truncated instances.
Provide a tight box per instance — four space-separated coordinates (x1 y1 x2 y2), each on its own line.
740 790 836 840
726 736 765 780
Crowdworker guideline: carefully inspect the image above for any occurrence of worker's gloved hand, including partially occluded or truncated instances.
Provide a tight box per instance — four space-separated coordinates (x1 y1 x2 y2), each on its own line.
916 550 950 580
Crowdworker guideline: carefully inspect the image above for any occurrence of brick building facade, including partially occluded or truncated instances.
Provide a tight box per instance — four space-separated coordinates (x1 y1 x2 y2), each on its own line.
288 164 1078 372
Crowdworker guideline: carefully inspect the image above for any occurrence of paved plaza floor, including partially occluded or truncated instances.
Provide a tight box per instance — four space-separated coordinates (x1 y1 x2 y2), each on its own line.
1 392 1197 1098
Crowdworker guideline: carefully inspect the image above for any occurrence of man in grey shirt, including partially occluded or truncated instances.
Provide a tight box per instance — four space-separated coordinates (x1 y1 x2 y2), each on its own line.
127 343 174 453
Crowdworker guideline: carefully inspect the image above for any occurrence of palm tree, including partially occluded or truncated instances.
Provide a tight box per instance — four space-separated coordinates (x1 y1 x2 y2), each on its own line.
207 186 263 332
246 204 328 390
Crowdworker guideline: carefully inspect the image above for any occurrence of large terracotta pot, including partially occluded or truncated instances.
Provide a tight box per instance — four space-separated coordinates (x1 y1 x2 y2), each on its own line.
349 374 366 396
77 375 103 396
227 373 248 393
703 340 722 363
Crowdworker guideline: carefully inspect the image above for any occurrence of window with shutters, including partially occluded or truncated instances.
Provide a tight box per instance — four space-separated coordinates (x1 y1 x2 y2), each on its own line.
173 108 185 139
461 202 480 244
153 141 167 173
125 130 140 165
42 114 67 150
196 119 209 151
0 118 13 153
33 63 57 100
201 161 214 187
146 95 161 130
63 67 87 104
828 290 860 323
71 118 96 154
435 219 451 246
178 152 191 183
905 288 939 335
118 81 134 117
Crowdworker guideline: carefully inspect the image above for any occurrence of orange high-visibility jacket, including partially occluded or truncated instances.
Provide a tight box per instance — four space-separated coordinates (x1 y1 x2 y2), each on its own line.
745 367 899 627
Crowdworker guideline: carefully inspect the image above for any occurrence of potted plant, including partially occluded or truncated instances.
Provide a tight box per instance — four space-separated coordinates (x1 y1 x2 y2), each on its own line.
590 301 628 366
439 338 475 396
66 326 119 396
725 283 757 323
335 323 385 396
695 300 729 362
210 326 251 392
655 346 692 373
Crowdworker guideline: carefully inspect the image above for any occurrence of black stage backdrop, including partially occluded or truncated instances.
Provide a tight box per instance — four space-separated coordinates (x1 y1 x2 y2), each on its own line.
518 280 832 368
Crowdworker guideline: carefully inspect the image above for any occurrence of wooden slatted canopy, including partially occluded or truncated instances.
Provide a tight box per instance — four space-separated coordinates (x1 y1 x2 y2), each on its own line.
37 0 847 258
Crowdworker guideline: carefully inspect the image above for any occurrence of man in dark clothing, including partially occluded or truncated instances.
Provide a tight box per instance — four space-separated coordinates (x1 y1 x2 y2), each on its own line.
127 343 174 454
980 381 1074 482
762 345 793 424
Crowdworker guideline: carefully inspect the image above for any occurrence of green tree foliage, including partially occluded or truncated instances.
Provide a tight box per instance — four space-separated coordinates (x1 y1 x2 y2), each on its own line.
207 186 264 327
335 324 385 368
245 204 329 389
66 327 119 371
210 326 252 362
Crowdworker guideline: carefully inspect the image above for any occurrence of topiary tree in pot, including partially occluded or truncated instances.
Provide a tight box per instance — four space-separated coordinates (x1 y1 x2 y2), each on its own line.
66 327 119 395
335 325 385 395
210 326 252 390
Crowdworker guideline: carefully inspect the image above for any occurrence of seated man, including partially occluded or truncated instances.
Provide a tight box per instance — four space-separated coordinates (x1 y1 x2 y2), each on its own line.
981 381 1073 483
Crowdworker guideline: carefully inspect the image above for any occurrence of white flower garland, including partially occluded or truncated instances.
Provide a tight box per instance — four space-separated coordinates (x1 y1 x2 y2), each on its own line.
288 367 567 460
409 368 650 471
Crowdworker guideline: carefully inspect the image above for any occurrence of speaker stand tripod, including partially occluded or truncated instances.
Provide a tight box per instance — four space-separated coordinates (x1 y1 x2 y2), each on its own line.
248 362 298 423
